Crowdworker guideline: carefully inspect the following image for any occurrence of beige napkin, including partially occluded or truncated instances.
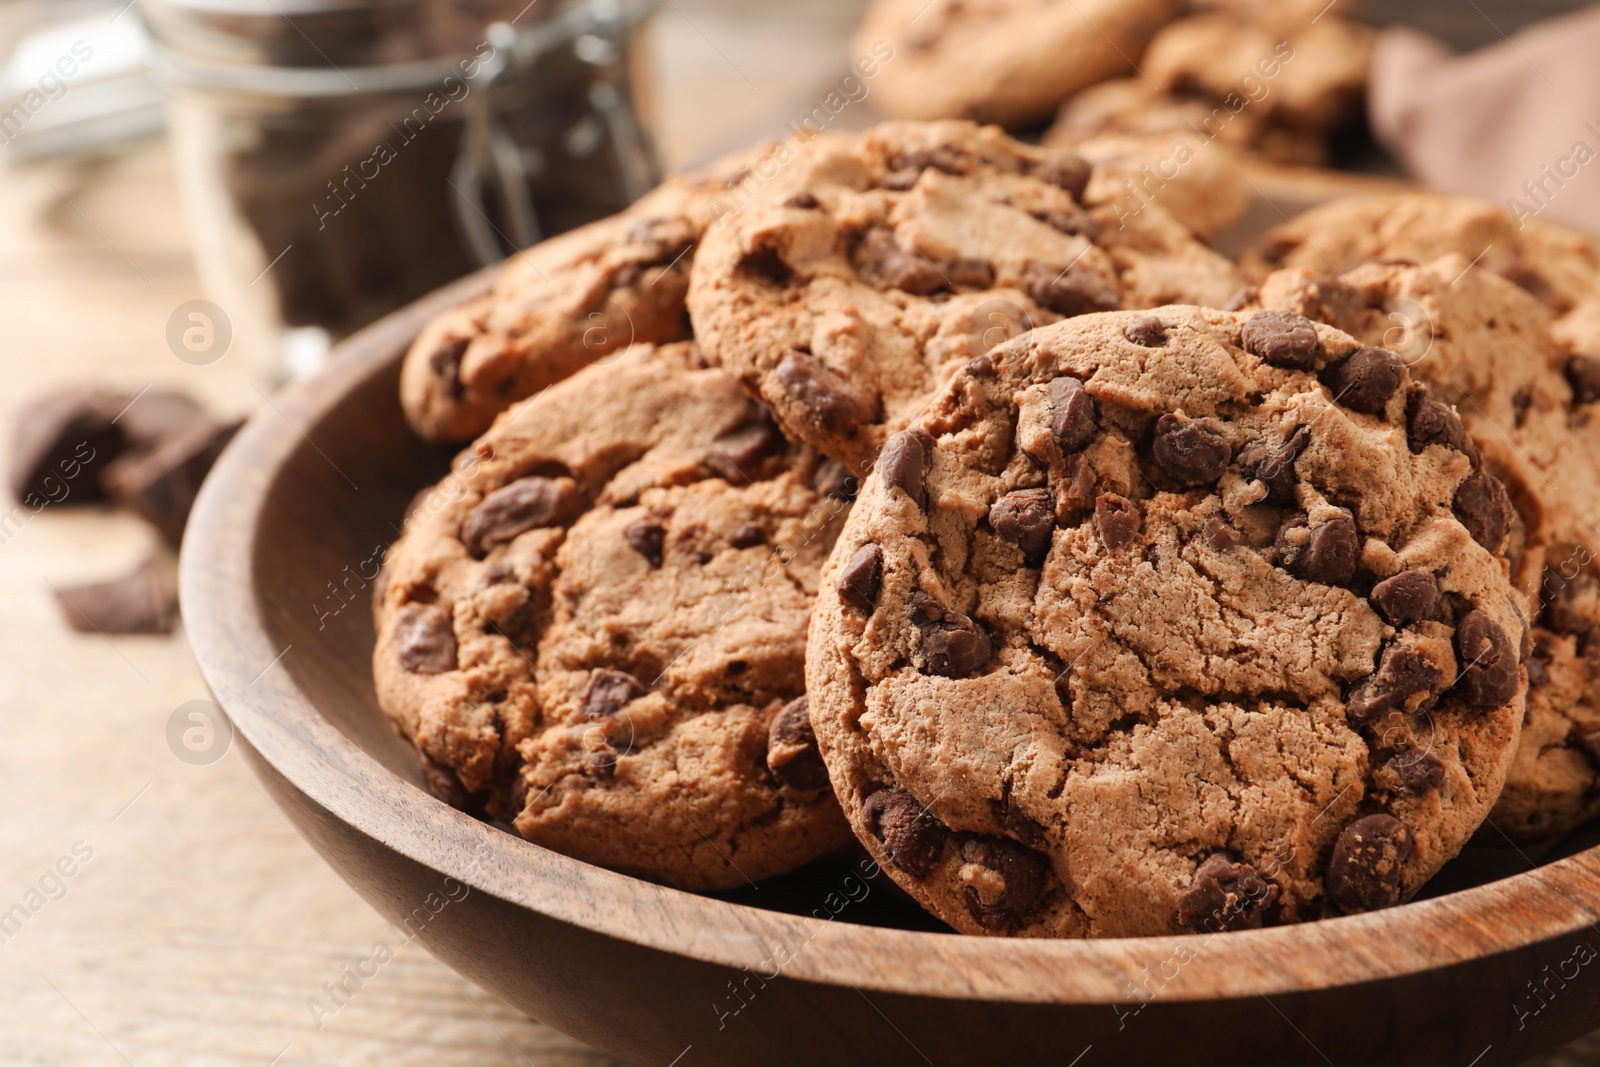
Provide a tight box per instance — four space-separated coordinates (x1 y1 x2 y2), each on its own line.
1369 4 1600 232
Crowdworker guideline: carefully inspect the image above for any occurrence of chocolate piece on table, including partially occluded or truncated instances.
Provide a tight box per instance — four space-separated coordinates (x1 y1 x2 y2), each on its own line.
53 555 178 635
103 418 243 544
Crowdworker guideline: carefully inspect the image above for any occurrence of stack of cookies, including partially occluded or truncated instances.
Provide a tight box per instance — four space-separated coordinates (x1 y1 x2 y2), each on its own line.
373 119 1600 938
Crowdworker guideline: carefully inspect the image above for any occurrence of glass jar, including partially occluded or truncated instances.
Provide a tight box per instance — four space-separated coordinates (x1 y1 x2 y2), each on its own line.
142 0 659 380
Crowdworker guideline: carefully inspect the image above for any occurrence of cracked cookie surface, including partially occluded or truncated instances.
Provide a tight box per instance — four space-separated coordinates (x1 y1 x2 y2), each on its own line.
400 147 772 442
376 343 853 890
1256 259 1600 842
687 121 1242 476
807 305 1526 937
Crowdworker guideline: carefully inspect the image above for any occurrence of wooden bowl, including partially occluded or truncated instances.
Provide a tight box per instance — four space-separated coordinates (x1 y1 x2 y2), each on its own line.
182 271 1600 1067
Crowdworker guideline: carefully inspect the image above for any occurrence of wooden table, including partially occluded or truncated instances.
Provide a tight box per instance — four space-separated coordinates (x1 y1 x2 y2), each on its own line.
1 1 1597 1063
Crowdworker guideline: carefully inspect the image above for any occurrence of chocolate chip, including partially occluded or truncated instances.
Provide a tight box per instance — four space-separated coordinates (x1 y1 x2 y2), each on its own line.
1405 388 1473 457
1527 637 1552 688
419 753 472 808
1321 346 1403 415
776 352 875 435
783 192 821 210
1387 751 1445 795
625 518 666 568
52 555 178 635
1048 376 1097 453
1223 287 1259 312
461 477 581 557
1309 275 1367 333
396 603 456 674
428 336 469 399
1241 427 1309 505
989 488 1055 562
1241 310 1319 369
921 610 992 678
1541 552 1596 634
879 428 935 509
1153 414 1232 486
1202 516 1241 551
735 246 794 287
1034 151 1092 201
1371 570 1440 627
1178 853 1279 932
1124 316 1167 347
1031 206 1100 240
1280 511 1358 586
888 146 973 181
767 695 829 793
1453 470 1514 553
1572 729 1600 768
730 524 764 549
1454 611 1520 708
813 459 859 501
837 543 883 615
1346 644 1442 725
1497 260 1574 314
1566 355 1600 405
581 668 645 718
706 414 785 484
1025 263 1120 318
1327 814 1412 912
947 258 996 289
1094 493 1140 552
853 226 946 295
959 835 1049 931
862 788 947 878
990 793 1047 847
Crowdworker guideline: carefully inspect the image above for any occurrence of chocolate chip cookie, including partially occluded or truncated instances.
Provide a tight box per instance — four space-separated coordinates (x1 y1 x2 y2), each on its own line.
854 0 1178 128
1256 258 1600 842
687 121 1242 476
399 147 773 442
375 342 853 890
807 305 1527 937
1240 193 1600 359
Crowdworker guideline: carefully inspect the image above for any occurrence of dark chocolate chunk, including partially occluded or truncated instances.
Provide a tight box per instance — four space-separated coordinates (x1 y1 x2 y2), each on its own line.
1178 853 1279 932
1308 274 1367 333
1280 511 1358 586
1321 346 1403 415
396 602 457 674
52 555 178 635
775 352 875 434
921 610 992 678
1327 814 1412 912
460 476 581 557
1239 426 1309 505
783 191 821 210
581 668 645 718
1241 310 1319 369
428 335 469 399
1346 644 1442 725
837 543 883 614
1034 151 1092 201
1371 570 1440 627
853 226 946 295
1048 376 1097 453
879 428 935 509
947 258 996 289
1454 610 1520 708
705 413 785 484
730 523 764 549
103 418 242 544
8 386 126 505
1405 388 1473 457
1223 287 1259 312
1202 516 1241 551
625 517 667 568
861 788 947 878
990 793 1047 847
1153 414 1231 486
1094 493 1140 552
812 459 859 501
1453 470 1514 553
959 835 1050 932
989 488 1055 562
1124 315 1167 347
767 695 829 793
1387 751 1445 795
1541 552 1596 634
1566 355 1600 405
1025 263 1120 318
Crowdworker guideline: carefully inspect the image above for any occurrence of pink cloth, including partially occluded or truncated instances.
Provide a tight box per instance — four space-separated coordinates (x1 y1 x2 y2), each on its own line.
1369 4 1600 232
